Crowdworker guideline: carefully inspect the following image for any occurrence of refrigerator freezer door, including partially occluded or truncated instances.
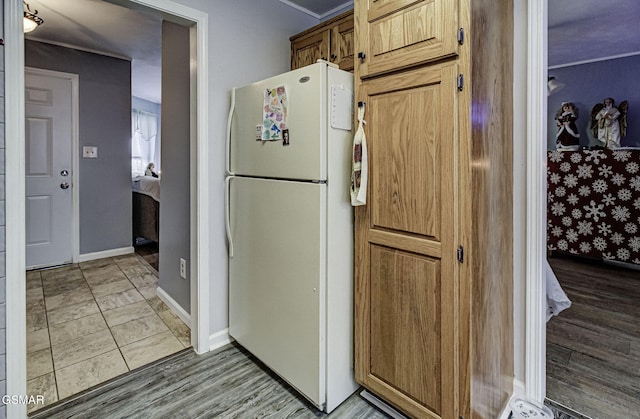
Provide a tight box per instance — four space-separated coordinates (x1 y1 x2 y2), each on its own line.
228 176 326 408
230 63 327 181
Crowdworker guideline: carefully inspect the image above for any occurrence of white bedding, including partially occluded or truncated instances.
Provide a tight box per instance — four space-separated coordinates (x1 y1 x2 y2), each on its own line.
546 261 571 321
132 175 160 202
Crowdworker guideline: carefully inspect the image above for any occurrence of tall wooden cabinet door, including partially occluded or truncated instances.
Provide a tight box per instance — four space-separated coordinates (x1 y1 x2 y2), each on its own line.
355 62 460 419
291 30 330 70
331 16 355 71
355 0 459 78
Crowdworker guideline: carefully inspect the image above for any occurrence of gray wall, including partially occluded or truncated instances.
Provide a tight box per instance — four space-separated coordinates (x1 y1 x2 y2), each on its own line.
548 54 640 149
25 40 132 254
159 21 191 311
0 4 6 417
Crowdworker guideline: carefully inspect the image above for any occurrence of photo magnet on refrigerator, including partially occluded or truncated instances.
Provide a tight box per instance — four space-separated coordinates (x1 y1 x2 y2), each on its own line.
283 129 290 146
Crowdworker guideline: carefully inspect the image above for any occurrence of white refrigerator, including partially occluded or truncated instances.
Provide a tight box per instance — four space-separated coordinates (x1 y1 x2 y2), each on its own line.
225 61 357 412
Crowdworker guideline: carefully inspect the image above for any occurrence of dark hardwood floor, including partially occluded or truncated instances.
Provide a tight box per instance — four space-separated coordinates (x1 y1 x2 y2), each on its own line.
134 239 159 272
546 255 640 419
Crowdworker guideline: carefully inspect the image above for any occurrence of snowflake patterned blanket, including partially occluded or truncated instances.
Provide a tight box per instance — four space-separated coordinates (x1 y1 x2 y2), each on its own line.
547 148 640 265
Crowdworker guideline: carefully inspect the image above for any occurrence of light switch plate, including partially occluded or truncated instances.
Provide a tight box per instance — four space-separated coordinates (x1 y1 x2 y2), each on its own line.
83 146 98 158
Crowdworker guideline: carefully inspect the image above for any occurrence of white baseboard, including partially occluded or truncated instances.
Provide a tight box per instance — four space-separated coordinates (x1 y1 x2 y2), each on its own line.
499 378 526 419
156 287 192 327
154 289 230 354
77 246 134 262
209 329 233 351
360 390 407 418
513 378 526 396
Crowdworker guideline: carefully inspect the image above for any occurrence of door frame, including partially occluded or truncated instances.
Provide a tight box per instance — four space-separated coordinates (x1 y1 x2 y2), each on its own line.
4 1 210 416
524 0 548 403
24 67 80 269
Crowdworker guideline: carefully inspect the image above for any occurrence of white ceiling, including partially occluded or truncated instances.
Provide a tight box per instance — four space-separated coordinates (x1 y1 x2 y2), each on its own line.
279 0 353 18
25 0 162 103
23 0 353 104
23 0 640 103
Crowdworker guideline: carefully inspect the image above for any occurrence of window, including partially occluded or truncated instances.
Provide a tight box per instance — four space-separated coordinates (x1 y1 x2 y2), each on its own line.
132 109 159 177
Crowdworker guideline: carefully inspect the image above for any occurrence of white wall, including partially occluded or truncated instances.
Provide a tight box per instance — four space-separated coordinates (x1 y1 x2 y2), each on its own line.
170 0 318 339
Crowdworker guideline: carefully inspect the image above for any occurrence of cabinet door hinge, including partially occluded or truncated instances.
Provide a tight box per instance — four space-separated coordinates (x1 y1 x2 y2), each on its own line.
457 27 465 45
457 74 464 91
457 246 464 263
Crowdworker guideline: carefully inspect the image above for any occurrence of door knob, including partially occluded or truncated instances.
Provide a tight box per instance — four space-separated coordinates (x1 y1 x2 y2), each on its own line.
60 182 70 190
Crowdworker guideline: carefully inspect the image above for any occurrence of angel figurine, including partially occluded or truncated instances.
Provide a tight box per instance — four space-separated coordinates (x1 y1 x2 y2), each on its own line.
555 101 580 150
590 98 628 149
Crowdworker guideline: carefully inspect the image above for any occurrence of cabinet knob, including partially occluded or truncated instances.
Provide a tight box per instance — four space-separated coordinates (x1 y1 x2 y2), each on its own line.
357 52 366 60
331 54 337 60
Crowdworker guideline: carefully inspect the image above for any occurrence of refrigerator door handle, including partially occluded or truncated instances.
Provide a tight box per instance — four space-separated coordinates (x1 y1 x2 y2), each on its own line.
225 175 235 258
226 88 236 176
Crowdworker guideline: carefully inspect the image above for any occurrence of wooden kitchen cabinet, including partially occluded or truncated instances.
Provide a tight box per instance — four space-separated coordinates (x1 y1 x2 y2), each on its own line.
354 0 515 418
331 14 355 71
290 10 354 71
355 63 459 418
290 30 330 70
355 0 460 78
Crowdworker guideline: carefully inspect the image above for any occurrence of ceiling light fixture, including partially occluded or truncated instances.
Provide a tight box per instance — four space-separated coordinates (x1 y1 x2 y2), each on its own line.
547 76 565 97
23 1 44 33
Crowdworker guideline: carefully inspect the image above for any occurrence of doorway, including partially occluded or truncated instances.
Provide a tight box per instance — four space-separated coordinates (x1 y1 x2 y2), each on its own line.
544 90 640 416
24 68 79 269
3 0 211 416
24 6 192 413
543 2 640 416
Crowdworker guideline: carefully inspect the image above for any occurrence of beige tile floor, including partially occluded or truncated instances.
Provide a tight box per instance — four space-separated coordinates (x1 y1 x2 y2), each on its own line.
26 254 191 413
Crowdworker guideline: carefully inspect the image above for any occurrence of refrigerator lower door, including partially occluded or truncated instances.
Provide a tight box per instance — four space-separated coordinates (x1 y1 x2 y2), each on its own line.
229 176 326 409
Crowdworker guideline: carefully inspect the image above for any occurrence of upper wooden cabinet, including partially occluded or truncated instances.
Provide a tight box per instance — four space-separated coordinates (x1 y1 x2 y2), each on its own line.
331 15 355 72
355 0 460 78
290 10 354 71
291 30 330 70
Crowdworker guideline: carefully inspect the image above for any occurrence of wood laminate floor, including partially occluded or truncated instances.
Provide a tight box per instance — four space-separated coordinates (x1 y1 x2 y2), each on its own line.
546 255 640 419
30 343 390 419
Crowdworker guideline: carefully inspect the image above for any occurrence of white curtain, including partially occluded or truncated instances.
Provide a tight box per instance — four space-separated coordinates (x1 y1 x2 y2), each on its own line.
132 109 159 176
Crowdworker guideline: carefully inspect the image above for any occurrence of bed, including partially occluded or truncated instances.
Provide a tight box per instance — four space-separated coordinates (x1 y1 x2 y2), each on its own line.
546 148 640 265
132 175 160 243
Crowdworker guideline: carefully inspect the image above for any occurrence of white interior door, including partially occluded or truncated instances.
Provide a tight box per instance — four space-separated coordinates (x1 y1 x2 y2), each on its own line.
25 70 74 269
228 176 326 408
